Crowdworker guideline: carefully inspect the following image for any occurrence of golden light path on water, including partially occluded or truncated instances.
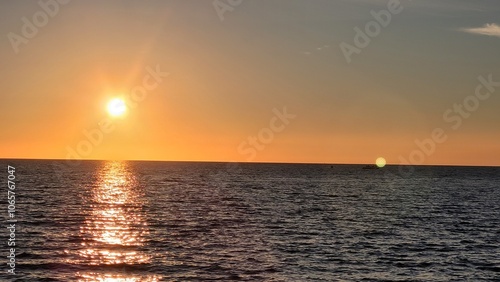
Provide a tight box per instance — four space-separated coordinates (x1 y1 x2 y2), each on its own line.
72 161 161 281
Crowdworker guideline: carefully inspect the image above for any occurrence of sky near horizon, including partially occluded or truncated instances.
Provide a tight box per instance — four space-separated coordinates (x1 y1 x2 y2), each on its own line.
0 0 499 166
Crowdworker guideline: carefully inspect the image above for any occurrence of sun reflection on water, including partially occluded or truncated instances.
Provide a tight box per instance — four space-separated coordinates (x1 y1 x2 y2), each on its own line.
71 161 161 281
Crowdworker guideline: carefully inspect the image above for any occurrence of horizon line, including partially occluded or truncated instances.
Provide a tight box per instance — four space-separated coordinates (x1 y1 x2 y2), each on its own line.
0 157 499 168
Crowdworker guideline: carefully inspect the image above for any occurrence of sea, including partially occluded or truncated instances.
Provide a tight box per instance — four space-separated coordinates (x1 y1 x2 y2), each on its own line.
0 160 499 281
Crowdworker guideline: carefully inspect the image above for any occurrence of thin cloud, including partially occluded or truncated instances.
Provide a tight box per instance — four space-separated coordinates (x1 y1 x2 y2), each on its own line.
461 23 500 38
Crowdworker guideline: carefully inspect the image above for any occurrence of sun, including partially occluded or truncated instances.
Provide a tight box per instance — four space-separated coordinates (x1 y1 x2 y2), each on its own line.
376 157 386 168
107 98 127 117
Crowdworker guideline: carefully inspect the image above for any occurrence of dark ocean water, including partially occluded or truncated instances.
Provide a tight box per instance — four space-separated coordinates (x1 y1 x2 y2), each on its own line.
1 160 499 281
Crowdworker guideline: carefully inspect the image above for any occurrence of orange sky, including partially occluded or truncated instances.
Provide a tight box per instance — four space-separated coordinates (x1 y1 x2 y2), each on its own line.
1 1 499 166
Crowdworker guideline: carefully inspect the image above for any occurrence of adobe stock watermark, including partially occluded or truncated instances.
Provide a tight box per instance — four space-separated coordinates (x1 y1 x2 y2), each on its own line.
237 107 296 160
213 0 243 22
6 166 17 275
51 65 169 179
209 106 297 182
7 0 71 54
395 74 499 177
340 0 410 63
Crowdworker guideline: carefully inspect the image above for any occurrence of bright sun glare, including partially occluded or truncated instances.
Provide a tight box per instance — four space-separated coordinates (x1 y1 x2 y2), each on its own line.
107 98 127 117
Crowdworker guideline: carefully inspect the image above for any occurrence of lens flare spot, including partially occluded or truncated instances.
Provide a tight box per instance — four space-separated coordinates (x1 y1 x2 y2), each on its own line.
376 157 386 168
